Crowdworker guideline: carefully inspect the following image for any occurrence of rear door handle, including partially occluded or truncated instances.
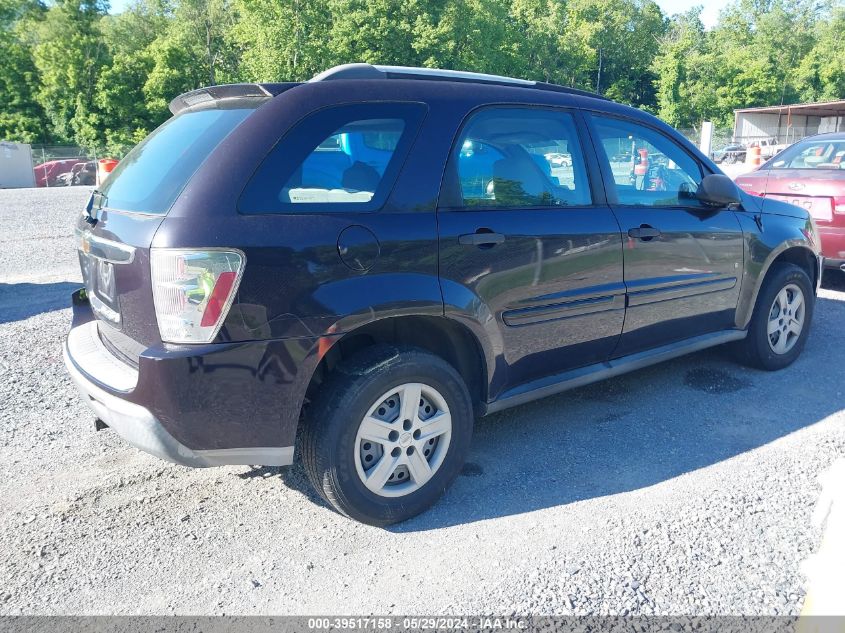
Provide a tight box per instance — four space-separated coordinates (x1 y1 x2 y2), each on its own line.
459 231 506 247
628 225 661 240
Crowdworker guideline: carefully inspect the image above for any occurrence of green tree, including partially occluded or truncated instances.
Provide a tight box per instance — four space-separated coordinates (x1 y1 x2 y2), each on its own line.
504 0 568 82
95 0 170 150
325 0 422 68
651 9 707 128
653 0 830 130
101 0 169 56
410 0 515 74
141 0 240 121
796 5 845 101
562 0 665 106
4 0 845 152
96 51 158 150
168 0 240 86
31 0 109 144
0 0 48 142
721 0 821 107
232 0 330 81
143 36 206 116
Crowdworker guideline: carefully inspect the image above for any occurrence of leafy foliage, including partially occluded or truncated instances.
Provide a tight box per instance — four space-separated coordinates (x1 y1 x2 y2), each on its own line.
0 0 843 151
0 0 48 142
652 0 832 129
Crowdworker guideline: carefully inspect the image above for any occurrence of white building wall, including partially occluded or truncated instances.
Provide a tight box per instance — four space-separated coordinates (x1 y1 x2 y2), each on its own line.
0 141 36 189
737 113 779 140
819 116 845 134
735 112 823 144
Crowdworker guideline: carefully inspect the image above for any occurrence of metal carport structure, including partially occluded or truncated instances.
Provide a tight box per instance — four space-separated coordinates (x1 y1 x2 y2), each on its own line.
733 100 845 146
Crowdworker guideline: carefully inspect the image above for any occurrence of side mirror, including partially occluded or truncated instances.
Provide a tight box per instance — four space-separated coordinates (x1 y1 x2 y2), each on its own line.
697 173 742 207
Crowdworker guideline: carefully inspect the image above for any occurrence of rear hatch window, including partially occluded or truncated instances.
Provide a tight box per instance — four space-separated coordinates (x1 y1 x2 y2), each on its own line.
98 104 258 214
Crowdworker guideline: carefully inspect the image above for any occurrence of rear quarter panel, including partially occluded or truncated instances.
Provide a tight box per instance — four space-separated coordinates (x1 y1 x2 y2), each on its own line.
155 81 457 343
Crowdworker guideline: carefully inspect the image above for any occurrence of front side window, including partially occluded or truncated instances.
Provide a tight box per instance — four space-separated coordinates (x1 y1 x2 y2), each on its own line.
239 103 426 213
447 108 592 209
592 116 702 207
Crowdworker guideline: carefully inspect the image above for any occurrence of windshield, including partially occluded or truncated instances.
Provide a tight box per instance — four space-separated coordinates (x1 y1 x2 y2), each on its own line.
768 138 845 170
99 105 257 214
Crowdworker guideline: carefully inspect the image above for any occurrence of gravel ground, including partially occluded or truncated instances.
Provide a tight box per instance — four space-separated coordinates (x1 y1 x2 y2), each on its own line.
0 186 843 616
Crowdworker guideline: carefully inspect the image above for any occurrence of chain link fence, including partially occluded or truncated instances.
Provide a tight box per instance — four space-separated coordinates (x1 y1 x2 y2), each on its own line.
677 127 735 155
678 125 818 164
7 124 815 190
29 145 134 188
676 127 811 149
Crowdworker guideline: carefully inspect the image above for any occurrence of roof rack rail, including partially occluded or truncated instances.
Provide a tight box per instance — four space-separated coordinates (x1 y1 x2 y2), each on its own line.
310 63 610 101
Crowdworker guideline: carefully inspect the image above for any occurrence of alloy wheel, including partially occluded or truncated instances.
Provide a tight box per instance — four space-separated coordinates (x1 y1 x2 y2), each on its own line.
767 283 806 355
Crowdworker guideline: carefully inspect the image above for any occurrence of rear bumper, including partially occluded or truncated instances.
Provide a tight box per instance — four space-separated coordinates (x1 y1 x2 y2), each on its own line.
64 335 236 467
63 293 308 468
819 226 845 266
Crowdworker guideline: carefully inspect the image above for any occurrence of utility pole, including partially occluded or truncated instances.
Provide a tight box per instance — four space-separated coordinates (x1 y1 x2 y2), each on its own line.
775 53 796 143
596 48 603 95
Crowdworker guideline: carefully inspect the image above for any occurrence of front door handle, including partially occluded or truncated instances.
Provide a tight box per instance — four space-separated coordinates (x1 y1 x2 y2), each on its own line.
628 225 661 240
459 231 506 247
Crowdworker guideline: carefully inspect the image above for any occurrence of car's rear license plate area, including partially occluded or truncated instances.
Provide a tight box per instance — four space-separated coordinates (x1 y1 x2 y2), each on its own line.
79 251 121 325
767 194 833 222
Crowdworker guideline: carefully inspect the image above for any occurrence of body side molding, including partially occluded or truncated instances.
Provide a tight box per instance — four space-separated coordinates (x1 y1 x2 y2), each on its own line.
483 329 747 415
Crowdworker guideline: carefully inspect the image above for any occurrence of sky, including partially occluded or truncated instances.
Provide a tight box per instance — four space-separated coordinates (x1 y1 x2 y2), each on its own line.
107 0 734 30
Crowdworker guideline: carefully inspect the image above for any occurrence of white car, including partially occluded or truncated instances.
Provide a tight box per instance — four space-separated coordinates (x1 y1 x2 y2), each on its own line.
545 152 572 167
752 138 789 160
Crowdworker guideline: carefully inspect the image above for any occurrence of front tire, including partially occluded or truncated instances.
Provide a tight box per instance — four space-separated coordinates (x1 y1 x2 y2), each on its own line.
734 262 814 370
301 345 473 526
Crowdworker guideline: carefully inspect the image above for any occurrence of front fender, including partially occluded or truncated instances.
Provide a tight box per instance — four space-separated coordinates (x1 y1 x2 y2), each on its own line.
735 210 821 329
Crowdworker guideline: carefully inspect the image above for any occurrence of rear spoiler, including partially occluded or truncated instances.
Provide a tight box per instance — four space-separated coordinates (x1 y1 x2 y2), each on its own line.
168 83 300 115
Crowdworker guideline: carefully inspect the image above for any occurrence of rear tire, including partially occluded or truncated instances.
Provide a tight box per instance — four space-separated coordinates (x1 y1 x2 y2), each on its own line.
734 262 814 370
301 345 473 526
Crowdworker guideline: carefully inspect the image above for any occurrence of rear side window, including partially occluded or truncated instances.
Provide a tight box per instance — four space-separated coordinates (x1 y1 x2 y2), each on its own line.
444 107 592 209
283 119 404 204
99 105 258 214
239 102 426 213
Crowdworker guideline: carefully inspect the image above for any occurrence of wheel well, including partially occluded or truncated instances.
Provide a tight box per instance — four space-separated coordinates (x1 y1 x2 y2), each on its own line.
305 316 487 415
770 246 818 289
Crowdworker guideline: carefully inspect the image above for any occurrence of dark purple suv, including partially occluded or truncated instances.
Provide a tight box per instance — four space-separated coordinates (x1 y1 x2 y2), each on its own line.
65 64 822 525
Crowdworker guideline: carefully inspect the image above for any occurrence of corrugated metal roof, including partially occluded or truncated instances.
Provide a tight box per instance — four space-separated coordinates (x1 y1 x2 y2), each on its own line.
735 100 845 117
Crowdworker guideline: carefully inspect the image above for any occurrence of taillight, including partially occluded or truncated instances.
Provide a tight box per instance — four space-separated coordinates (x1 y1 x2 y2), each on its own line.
801 220 818 249
150 248 245 343
834 196 845 215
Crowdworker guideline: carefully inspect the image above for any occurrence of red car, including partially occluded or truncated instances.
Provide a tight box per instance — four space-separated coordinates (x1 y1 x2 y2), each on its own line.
33 158 90 187
736 132 845 272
